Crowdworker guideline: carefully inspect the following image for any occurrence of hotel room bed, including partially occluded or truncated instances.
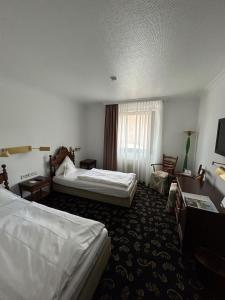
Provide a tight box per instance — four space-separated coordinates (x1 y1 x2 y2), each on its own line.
0 165 111 300
50 147 137 207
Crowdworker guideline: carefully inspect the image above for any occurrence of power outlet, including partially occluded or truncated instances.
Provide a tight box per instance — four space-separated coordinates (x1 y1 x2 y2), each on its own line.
20 172 38 180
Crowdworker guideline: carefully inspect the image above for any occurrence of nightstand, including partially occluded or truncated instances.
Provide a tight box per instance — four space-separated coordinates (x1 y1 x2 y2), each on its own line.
80 159 97 169
19 176 50 201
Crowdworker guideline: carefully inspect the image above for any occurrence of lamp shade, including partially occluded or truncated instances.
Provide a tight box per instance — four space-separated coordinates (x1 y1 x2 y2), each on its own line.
184 130 195 135
0 150 10 157
215 167 225 181
39 147 50 151
7 146 32 154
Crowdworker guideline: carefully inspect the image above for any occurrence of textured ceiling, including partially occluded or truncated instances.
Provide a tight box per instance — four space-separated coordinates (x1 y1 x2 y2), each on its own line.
0 0 225 102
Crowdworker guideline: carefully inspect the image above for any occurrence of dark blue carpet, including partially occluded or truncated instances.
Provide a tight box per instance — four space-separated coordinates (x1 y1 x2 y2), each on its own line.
41 184 207 300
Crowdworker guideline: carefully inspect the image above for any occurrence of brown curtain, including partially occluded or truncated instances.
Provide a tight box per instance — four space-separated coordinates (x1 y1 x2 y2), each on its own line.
103 104 118 170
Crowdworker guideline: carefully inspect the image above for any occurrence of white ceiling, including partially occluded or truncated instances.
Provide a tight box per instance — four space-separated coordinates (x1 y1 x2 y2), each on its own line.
1 0 225 102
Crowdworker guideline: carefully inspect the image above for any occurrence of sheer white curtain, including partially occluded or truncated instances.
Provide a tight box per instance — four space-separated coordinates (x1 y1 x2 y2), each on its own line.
117 100 163 185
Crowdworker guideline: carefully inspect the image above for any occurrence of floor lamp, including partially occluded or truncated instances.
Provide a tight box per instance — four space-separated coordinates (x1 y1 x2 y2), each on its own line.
183 131 195 171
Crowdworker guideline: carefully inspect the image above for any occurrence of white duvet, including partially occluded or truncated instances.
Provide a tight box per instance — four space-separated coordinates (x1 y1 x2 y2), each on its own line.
77 168 136 188
0 188 105 300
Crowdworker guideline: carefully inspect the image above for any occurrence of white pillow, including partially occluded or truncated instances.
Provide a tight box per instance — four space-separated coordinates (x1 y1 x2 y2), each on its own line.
55 157 67 176
55 156 76 177
64 158 77 176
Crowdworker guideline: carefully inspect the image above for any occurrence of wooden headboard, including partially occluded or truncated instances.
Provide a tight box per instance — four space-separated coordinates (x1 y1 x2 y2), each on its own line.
49 147 75 177
0 164 9 190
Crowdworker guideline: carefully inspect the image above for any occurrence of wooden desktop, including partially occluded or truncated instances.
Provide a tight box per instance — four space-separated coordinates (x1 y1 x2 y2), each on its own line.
175 175 225 256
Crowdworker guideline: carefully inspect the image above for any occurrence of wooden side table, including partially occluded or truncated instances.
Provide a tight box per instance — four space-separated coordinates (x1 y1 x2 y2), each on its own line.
19 176 50 201
80 159 97 169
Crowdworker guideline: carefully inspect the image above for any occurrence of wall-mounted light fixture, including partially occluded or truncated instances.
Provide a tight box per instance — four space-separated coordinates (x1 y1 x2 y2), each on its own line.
212 161 225 181
71 146 81 161
32 147 51 152
0 149 10 157
212 161 225 208
0 146 50 157
215 167 225 181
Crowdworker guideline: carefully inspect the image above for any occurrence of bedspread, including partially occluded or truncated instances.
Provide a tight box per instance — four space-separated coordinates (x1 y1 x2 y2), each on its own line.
0 188 105 300
77 168 136 188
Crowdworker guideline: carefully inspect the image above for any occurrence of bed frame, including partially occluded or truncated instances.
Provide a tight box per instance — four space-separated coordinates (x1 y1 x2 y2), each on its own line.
0 164 9 190
72 236 111 300
49 147 137 207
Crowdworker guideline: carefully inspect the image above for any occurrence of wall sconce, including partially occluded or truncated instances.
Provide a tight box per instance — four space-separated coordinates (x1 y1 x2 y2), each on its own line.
66 147 80 165
215 167 225 181
0 149 10 157
68 146 81 154
212 161 225 181
32 147 51 151
212 161 225 208
0 146 50 157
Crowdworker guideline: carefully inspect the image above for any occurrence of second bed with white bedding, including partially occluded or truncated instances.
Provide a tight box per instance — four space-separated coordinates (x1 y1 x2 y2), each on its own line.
50 148 137 207
53 168 136 198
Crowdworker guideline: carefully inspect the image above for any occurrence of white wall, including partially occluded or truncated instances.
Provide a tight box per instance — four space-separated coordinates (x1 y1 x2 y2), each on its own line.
0 77 201 190
163 96 200 171
84 97 200 172
0 79 85 190
196 74 225 195
83 103 105 168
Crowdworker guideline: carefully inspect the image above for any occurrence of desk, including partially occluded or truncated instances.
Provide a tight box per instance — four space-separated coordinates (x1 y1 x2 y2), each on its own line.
176 176 225 256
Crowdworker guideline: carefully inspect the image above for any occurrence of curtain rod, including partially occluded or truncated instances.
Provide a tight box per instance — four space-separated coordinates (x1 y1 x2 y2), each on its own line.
103 98 166 106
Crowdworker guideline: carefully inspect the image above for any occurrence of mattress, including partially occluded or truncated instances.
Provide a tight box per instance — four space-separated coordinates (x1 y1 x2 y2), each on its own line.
61 229 108 300
53 168 136 198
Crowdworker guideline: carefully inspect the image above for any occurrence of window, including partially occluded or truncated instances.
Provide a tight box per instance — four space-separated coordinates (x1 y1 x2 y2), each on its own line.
117 100 163 184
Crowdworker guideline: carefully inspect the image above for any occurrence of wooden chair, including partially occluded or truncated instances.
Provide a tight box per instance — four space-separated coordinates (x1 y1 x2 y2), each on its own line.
194 164 206 182
176 164 206 183
150 154 178 194
151 154 178 175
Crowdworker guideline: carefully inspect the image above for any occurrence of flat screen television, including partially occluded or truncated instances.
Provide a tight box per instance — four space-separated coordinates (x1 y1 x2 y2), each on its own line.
215 118 225 156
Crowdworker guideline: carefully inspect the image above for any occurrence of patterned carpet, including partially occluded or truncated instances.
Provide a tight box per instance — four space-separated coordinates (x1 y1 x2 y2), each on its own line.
41 183 207 300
